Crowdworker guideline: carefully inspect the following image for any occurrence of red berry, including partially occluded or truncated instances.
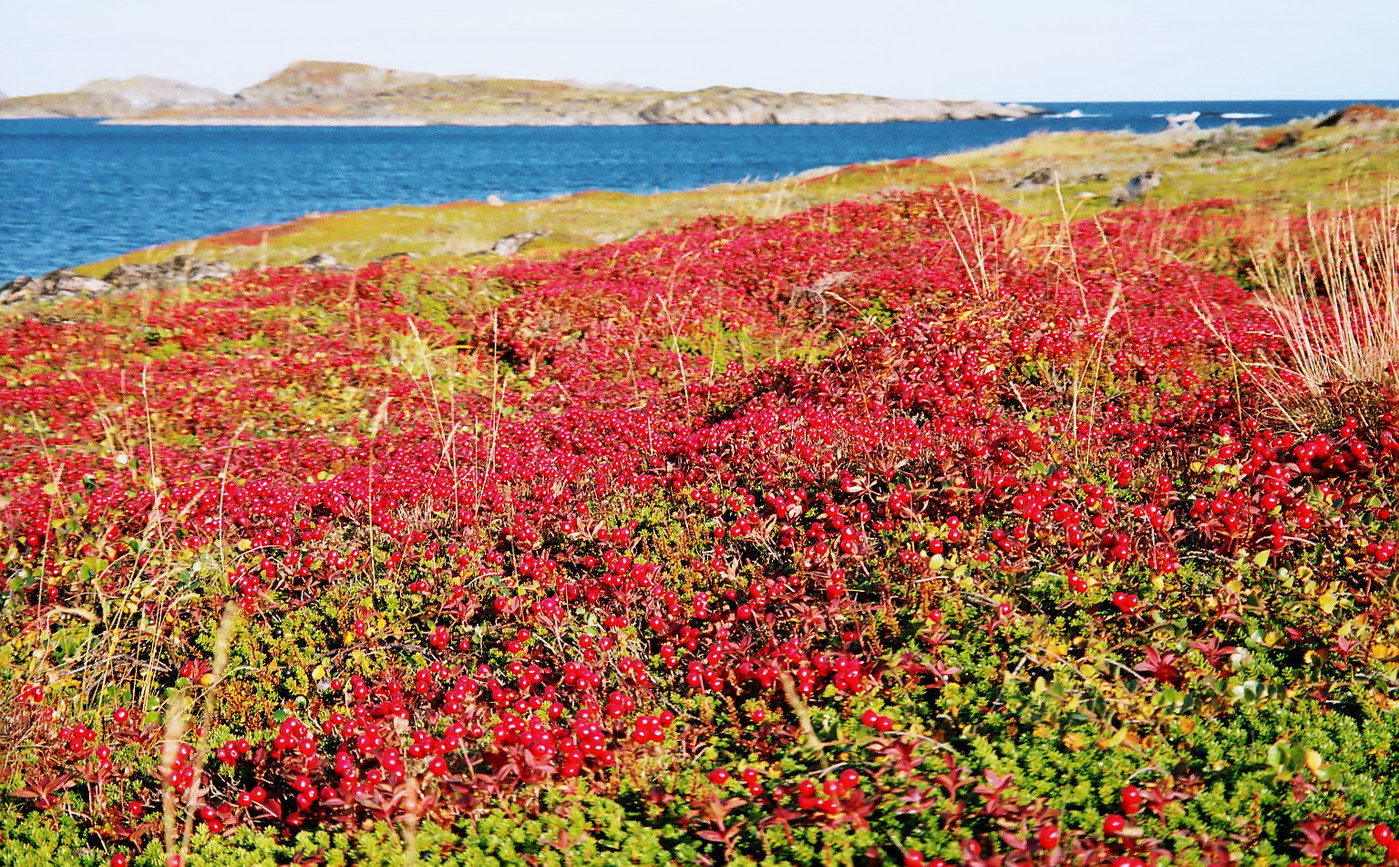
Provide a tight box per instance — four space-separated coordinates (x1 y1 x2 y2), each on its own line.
110 855 129 867
1037 824 1060 849
707 768 730 785
1377 824 1395 846
1103 813 1127 836
859 709 879 727
1121 784 1144 815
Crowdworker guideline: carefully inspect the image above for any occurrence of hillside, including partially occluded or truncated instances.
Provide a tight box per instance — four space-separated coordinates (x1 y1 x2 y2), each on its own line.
0 60 1041 125
0 76 228 119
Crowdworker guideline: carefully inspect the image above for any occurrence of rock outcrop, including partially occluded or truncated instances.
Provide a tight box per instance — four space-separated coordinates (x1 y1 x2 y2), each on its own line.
232 61 436 109
635 88 1027 125
1 257 235 305
0 60 1041 125
1 270 112 304
103 256 234 290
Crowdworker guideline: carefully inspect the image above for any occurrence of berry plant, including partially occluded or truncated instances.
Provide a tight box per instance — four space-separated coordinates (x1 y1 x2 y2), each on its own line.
1 184 1397 866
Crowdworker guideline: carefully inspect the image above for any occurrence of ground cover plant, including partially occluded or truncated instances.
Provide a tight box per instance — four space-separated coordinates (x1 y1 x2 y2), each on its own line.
3 149 1399 865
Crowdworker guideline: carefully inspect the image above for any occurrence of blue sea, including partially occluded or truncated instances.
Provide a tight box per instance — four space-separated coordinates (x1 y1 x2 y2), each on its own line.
0 99 1392 280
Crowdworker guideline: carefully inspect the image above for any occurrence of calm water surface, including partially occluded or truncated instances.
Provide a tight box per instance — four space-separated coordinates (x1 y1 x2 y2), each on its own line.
1 99 1391 279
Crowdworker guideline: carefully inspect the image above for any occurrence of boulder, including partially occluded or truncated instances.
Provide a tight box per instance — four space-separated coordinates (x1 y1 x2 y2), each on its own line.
489 232 546 256
1114 170 1161 205
1012 168 1058 190
300 253 341 270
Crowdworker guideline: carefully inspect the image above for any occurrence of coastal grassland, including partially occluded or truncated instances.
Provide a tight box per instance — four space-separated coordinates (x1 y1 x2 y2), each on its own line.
76 116 1399 277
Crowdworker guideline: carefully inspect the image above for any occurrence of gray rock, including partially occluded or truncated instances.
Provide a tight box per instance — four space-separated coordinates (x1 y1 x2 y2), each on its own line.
0 276 36 304
300 253 341 270
103 263 165 289
104 256 233 290
489 232 546 256
1012 168 1058 190
2 255 238 306
1 270 110 304
1114 170 1161 205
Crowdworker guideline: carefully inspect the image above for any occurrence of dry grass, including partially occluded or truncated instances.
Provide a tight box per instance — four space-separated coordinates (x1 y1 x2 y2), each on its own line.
1252 195 1399 401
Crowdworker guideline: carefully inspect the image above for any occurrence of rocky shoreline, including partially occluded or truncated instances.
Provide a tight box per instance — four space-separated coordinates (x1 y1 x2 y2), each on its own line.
0 257 237 306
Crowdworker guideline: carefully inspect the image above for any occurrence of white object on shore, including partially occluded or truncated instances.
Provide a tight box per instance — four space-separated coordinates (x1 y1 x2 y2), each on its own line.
1164 111 1201 131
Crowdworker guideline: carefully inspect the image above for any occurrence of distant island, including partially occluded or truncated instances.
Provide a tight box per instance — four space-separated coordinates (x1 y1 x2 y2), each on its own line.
0 60 1043 126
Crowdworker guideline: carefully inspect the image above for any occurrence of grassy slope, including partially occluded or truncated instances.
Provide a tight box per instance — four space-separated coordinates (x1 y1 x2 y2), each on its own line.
76 116 1399 278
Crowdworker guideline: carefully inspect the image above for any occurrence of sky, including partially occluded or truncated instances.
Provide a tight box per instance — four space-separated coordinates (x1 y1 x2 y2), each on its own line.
1 0 1397 102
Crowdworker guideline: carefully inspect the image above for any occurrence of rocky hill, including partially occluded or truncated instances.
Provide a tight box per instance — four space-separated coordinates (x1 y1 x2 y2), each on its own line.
0 75 228 118
0 61 1041 125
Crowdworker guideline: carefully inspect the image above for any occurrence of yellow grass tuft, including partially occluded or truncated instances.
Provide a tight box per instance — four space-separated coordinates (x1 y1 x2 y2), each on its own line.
1252 195 1399 399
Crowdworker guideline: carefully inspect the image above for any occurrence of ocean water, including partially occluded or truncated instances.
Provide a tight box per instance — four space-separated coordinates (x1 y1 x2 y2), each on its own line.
0 99 1391 280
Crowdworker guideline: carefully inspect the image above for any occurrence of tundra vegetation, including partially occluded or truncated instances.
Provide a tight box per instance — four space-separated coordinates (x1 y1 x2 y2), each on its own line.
2 115 1399 866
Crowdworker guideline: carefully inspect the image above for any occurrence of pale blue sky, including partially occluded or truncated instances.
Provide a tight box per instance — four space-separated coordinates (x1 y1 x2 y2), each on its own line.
2 0 1396 101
